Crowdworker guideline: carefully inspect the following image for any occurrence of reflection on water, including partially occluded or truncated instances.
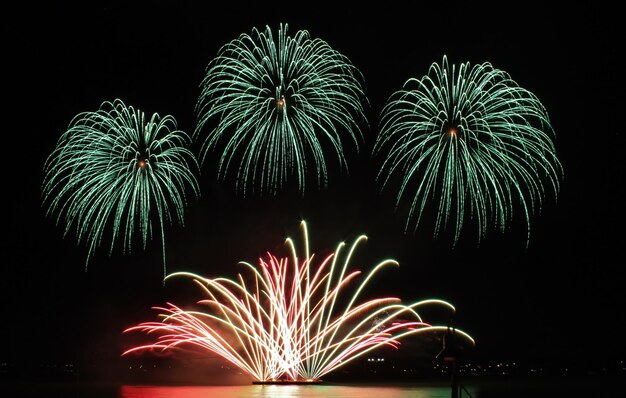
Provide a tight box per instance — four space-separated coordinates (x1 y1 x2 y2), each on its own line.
4 380 624 398
119 385 455 398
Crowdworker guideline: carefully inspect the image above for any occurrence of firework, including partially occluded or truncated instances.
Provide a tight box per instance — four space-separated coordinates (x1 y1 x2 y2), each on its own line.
195 24 367 196
124 221 473 382
43 99 199 273
374 56 562 246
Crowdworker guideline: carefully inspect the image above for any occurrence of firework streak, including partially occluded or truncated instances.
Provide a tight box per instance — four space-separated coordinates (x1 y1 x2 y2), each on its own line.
195 24 367 196
374 56 562 246
124 222 473 382
43 99 199 273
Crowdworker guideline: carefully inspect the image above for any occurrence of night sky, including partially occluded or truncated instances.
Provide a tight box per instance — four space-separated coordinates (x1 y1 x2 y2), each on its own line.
3 1 624 379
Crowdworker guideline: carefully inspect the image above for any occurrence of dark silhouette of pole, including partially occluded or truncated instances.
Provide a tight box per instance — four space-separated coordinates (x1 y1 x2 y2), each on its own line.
436 314 473 398
443 323 459 398
445 353 458 397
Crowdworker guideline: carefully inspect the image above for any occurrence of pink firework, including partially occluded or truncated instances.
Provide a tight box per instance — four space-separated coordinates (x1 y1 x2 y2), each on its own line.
123 221 474 382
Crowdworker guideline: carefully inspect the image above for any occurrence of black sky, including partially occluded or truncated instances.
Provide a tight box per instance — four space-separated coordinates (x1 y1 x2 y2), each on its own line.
2 1 624 376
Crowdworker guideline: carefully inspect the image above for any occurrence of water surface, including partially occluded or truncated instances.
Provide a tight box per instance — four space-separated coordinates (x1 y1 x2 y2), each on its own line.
3 379 624 398
120 384 456 398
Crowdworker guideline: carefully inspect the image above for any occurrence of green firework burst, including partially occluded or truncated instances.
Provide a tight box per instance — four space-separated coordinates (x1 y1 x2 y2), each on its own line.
43 99 200 273
195 23 368 196
374 56 562 246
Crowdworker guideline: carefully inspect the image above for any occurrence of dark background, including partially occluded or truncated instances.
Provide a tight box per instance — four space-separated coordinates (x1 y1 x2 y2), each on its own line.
2 0 623 382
